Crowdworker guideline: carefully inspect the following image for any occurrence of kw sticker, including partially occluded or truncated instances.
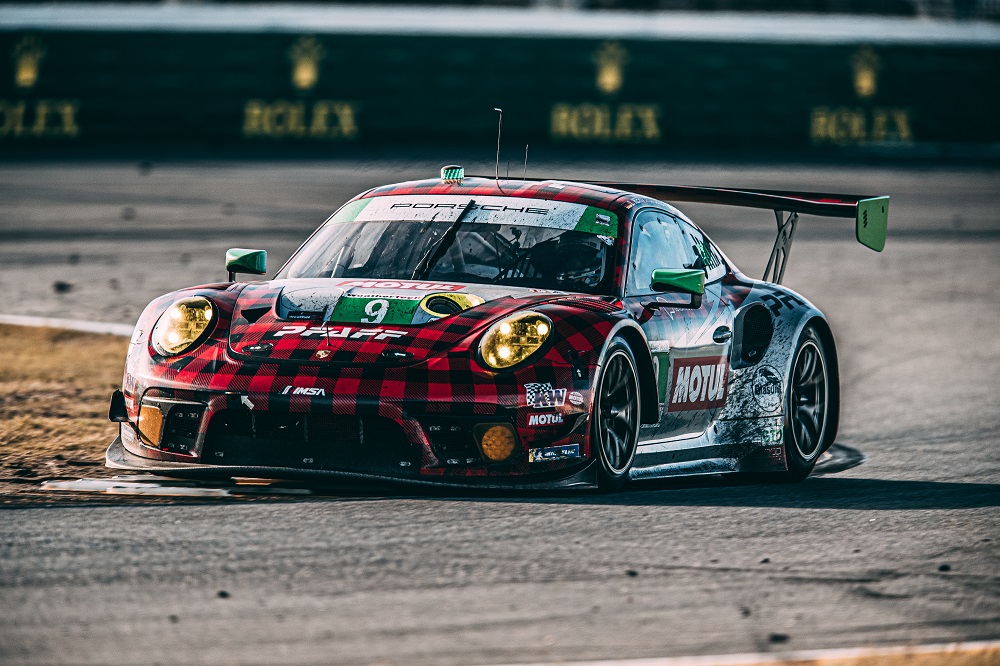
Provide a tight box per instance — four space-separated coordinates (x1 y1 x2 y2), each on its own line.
272 325 406 340
524 383 567 409
668 357 728 411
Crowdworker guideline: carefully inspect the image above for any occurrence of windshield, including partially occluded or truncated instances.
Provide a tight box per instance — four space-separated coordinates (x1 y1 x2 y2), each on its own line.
278 195 618 294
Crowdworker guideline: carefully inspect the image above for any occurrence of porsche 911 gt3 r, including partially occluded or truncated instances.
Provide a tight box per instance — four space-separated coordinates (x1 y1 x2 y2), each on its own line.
107 166 888 490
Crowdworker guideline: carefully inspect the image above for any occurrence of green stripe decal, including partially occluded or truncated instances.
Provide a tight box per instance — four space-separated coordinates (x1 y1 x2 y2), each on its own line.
573 206 619 237
330 198 374 224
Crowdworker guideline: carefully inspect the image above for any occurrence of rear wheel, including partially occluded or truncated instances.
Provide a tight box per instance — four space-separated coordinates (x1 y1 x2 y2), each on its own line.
781 325 833 481
593 339 640 491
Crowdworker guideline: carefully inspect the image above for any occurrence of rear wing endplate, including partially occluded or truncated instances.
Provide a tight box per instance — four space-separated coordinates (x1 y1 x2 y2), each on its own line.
594 183 889 284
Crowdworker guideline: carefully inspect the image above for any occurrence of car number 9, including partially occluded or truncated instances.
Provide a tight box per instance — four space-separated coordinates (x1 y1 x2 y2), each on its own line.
362 299 389 324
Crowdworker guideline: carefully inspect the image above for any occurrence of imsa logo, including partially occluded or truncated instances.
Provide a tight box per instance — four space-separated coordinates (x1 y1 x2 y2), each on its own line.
668 356 728 412
281 386 326 396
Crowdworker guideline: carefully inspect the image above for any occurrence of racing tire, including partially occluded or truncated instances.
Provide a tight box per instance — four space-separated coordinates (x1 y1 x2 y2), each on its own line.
779 324 834 482
592 338 640 492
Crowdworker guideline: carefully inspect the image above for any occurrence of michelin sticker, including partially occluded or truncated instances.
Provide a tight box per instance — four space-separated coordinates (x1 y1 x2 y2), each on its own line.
751 365 783 412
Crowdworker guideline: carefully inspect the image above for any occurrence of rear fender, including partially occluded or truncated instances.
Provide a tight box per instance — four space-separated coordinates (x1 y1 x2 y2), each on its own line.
719 282 827 422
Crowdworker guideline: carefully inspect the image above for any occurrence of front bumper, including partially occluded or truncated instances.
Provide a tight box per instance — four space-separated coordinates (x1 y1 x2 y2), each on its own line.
114 368 594 487
106 436 598 490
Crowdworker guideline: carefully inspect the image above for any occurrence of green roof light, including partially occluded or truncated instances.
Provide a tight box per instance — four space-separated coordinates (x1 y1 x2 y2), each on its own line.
441 165 464 183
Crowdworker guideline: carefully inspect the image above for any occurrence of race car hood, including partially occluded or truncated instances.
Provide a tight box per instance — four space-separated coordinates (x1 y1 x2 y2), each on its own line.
227 278 572 365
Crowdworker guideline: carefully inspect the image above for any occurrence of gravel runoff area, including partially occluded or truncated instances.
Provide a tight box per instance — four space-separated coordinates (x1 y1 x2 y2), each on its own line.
0 162 997 665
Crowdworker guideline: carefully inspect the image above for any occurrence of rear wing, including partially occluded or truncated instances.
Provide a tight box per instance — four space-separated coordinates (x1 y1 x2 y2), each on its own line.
593 182 889 284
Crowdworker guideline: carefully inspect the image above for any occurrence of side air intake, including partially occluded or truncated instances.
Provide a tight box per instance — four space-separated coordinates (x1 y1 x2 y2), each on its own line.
731 304 774 369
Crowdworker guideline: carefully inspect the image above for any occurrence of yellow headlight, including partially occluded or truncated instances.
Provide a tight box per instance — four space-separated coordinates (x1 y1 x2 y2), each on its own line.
479 311 553 370
151 296 216 356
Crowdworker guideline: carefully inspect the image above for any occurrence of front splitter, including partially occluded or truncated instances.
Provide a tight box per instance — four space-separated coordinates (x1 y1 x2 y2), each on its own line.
106 437 598 491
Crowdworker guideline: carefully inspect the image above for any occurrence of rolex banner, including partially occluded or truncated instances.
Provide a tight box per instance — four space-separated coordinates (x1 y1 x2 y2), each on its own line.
0 31 996 157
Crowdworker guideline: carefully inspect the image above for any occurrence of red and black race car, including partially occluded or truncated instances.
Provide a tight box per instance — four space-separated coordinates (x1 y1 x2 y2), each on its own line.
107 166 888 490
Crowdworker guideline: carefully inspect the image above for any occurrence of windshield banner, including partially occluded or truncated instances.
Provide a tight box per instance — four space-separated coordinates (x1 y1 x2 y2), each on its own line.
334 195 618 237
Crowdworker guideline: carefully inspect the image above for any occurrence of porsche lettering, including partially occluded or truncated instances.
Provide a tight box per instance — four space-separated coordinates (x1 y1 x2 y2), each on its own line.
389 202 548 214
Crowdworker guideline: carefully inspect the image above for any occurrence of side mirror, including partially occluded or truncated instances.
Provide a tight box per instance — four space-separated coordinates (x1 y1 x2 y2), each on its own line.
650 268 705 309
225 248 267 281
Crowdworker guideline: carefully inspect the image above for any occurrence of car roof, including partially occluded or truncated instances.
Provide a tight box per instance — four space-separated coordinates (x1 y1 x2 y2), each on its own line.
357 176 672 217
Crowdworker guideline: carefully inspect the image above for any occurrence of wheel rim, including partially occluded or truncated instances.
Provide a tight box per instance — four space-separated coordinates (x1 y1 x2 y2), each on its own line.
597 350 639 474
789 339 828 461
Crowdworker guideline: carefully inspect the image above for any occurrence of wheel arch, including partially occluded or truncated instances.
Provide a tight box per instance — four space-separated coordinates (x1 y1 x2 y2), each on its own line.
804 315 840 451
607 322 660 425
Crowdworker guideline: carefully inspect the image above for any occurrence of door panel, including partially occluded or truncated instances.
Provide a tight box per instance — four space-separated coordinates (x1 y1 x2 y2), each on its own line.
624 209 734 443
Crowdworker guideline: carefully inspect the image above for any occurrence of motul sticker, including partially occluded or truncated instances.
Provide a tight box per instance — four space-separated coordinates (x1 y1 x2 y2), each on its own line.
337 279 464 292
527 413 564 427
668 357 728 411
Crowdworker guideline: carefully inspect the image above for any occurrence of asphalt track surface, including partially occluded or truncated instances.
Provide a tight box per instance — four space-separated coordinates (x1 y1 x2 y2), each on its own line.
0 162 998 665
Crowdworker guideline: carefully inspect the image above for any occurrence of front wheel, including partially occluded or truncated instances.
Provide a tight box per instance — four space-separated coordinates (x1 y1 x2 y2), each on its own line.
592 338 640 491
781 325 834 481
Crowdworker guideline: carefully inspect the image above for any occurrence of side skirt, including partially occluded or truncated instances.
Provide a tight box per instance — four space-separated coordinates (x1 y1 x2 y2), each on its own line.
631 416 786 480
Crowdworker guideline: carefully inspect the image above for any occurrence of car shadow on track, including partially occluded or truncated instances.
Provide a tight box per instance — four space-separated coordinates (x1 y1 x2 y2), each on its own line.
395 477 1000 511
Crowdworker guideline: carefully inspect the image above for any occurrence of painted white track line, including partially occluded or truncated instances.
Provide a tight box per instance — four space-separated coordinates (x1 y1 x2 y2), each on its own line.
495 640 1000 666
0 314 133 337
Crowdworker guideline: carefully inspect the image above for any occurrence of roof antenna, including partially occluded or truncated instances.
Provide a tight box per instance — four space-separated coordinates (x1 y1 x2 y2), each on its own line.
523 144 529 179
493 108 502 185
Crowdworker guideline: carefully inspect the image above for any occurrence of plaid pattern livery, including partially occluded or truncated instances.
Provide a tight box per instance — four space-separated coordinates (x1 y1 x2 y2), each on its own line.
117 177 780 484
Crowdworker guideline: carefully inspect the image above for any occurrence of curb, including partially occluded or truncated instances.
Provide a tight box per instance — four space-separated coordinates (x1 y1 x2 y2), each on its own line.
0 314 134 337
